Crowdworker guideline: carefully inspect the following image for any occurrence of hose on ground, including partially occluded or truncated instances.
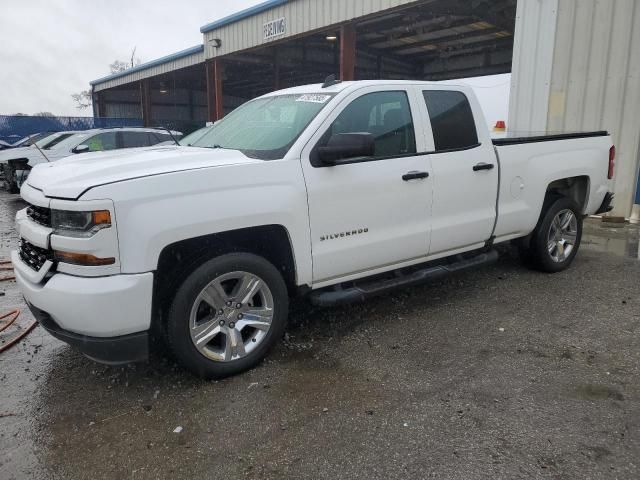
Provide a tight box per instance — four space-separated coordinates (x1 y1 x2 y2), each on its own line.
0 309 20 333
0 260 36 353
0 259 14 281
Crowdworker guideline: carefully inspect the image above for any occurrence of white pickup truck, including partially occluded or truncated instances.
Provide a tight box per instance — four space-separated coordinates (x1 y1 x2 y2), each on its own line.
12 80 615 378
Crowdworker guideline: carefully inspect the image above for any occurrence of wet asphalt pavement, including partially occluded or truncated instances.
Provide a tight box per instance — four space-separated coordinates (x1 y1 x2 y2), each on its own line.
1 189 639 480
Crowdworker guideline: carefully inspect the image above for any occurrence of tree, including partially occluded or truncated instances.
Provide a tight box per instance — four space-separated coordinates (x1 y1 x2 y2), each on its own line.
34 111 55 117
110 47 141 73
71 90 92 110
109 60 130 74
71 47 141 110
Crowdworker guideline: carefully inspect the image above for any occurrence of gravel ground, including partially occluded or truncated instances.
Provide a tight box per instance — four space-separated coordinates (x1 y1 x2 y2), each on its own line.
1 189 639 480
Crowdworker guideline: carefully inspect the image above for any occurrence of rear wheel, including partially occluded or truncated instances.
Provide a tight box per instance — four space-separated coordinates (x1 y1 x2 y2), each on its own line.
166 253 288 379
519 196 583 272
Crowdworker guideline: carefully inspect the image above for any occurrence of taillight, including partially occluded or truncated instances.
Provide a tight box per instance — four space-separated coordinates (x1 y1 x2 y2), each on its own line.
608 145 615 179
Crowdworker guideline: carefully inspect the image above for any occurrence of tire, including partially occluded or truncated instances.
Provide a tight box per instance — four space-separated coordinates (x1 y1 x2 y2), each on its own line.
7 180 19 194
519 195 583 273
15 167 31 191
3 164 19 193
166 252 289 379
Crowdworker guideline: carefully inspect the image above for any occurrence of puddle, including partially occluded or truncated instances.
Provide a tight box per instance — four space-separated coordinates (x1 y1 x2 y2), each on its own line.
582 220 640 259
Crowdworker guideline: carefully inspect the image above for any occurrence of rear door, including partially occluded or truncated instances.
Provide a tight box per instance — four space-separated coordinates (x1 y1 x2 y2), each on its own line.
301 86 433 284
419 89 498 255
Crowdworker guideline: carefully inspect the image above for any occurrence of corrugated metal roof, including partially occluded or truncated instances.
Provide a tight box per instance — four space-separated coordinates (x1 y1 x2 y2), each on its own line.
200 0 289 33
90 45 204 88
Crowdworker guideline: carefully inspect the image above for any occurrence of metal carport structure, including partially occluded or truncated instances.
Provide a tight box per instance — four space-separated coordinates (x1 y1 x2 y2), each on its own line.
91 0 516 125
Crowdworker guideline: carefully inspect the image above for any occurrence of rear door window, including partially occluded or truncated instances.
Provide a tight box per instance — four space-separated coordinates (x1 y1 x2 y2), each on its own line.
153 133 176 144
422 91 478 151
121 131 152 148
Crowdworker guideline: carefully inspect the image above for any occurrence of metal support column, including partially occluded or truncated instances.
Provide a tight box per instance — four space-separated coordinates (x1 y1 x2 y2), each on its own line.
340 23 356 81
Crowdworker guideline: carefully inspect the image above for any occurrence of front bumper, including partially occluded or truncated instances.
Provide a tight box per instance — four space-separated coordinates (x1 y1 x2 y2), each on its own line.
27 302 149 364
13 250 154 363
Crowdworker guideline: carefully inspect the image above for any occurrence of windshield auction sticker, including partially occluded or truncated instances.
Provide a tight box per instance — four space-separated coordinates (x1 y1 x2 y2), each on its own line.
296 94 331 103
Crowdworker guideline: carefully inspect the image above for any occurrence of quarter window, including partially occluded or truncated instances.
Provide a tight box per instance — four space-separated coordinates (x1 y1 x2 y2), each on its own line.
321 90 416 159
423 91 478 151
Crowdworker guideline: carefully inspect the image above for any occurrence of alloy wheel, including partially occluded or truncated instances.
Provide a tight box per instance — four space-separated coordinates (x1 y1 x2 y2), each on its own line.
188 271 274 362
547 209 578 262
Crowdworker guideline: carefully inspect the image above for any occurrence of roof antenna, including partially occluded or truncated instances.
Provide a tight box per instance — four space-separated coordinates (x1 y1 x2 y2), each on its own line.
322 74 342 88
31 138 51 162
157 126 179 145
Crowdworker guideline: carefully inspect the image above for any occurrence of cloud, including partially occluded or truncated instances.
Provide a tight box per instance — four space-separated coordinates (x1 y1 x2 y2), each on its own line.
0 0 261 116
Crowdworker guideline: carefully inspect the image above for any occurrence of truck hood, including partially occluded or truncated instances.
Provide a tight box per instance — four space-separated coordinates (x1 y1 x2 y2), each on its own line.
26 146 259 199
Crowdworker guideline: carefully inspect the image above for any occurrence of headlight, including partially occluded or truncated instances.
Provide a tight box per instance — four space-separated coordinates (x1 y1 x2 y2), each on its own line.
51 209 111 238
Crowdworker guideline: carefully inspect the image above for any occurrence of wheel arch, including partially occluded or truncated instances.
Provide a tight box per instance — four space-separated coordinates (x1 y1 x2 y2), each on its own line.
152 224 298 339
545 175 590 213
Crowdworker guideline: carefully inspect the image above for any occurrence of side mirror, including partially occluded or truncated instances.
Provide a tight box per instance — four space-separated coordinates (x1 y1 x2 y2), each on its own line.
73 144 90 154
317 133 375 165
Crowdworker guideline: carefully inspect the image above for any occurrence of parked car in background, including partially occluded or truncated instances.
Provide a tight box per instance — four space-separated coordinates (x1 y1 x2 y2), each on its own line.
0 132 52 151
0 127 181 192
0 131 80 191
11 132 54 148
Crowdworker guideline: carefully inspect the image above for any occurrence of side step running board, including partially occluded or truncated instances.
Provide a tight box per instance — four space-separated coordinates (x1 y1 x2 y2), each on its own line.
309 249 498 307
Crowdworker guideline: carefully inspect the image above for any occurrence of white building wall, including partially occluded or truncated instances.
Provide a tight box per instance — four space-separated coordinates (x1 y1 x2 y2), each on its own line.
508 0 558 134
510 0 640 217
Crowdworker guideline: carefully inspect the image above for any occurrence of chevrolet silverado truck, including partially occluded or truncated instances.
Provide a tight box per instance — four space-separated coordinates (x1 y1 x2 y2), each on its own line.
12 80 615 379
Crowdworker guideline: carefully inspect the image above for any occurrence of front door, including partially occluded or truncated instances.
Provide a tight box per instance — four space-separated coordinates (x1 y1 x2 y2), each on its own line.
301 87 433 284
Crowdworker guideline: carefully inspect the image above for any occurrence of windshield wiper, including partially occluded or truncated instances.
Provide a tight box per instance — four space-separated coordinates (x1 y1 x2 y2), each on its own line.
201 144 226 149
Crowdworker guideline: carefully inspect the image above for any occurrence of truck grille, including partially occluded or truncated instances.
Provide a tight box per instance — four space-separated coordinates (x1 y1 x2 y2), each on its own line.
19 239 53 271
26 204 51 227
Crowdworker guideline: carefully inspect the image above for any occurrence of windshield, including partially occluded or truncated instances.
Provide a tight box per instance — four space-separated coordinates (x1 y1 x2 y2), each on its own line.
180 126 212 146
190 93 335 160
42 133 76 150
14 132 47 147
34 133 65 148
54 132 94 151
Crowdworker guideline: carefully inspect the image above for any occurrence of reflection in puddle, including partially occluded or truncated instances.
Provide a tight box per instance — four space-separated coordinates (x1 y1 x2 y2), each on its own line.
582 223 640 259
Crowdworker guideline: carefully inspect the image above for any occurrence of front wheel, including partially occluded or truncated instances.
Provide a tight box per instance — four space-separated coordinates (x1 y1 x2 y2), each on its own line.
519 196 583 272
166 253 288 379
2 164 19 193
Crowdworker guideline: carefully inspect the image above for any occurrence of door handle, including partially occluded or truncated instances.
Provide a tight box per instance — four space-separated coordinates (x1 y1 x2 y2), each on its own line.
402 171 429 181
473 162 494 171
